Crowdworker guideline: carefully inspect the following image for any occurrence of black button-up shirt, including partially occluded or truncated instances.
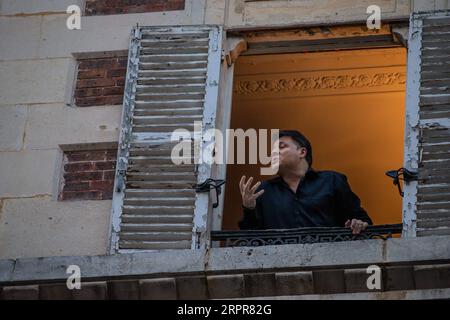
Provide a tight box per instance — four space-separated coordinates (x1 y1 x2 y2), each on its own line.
239 168 372 230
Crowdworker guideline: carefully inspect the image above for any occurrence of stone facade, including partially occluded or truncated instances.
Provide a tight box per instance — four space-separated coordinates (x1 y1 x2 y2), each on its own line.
1 0 450 300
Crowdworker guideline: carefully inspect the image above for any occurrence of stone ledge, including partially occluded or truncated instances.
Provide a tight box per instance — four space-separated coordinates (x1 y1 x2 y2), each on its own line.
2 263 450 299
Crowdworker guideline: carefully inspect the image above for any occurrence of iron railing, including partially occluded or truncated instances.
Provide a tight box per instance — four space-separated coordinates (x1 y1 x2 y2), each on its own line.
211 224 403 247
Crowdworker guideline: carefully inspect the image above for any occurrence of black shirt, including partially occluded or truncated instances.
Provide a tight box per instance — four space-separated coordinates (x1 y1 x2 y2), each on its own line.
239 168 372 230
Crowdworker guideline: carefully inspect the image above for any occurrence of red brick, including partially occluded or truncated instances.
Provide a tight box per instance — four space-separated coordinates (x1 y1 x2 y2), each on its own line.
76 87 124 98
90 180 114 192
77 68 106 79
115 78 126 86
76 95 123 107
106 150 118 160
61 191 103 201
101 190 114 200
103 170 116 180
78 58 120 70
101 86 125 96
106 68 127 78
95 161 116 170
64 162 95 172
75 88 103 98
76 96 123 107
62 182 90 191
64 171 103 182
99 95 124 105
60 148 118 201
66 150 107 162
77 78 116 89
75 96 106 107
118 58 128 68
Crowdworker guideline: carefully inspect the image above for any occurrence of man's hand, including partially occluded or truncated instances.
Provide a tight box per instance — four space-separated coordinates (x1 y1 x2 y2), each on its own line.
345 219 369 235
239 176 265 209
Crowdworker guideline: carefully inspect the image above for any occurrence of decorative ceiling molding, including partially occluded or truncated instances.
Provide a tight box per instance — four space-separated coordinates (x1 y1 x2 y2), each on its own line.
234 71 406 96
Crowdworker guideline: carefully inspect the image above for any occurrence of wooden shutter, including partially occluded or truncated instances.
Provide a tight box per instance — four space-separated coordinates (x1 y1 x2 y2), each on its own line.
404 10 450 237
109 25 223 253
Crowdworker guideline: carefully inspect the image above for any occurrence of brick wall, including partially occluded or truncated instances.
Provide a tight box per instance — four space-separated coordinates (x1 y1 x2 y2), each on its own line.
60 149 117 201
74 56 127 107
84 0 185 16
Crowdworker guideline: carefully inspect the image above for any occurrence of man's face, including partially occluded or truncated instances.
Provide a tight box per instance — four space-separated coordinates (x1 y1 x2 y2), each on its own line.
271 136 306 172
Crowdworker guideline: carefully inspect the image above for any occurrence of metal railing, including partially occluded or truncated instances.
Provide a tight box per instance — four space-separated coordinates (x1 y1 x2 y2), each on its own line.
211 224 403 247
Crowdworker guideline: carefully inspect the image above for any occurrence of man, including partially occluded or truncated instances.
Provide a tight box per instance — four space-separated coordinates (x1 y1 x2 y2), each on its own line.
239 130 372 234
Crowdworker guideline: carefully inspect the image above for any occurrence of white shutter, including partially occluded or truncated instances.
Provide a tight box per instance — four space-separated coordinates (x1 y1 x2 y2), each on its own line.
109 25 223 253
404 10 450 237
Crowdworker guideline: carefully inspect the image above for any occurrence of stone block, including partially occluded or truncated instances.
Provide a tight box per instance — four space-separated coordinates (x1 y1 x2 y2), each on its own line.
275 271 314 296
39 283 73 300
414 264 450 290
0 105 27 151
2 285 39 300
344 267 383 293
313 269 346 294
244 273 276 297
139 278 177 300
384 266 415 291
108 280 140 300
176 276 209 300
73 281 108 300
207 274 244 299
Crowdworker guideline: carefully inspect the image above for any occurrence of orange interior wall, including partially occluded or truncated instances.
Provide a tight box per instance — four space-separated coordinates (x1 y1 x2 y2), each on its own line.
222 47 407 230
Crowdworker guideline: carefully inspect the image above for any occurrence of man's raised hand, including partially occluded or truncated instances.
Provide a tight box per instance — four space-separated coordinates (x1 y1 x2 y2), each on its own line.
239 175 265 209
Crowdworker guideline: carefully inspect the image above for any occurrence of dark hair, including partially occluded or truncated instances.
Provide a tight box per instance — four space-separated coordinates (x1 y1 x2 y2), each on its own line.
279 130 313 167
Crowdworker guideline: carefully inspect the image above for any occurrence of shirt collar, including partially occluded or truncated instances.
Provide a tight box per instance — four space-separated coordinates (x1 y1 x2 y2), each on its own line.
269 167 317 185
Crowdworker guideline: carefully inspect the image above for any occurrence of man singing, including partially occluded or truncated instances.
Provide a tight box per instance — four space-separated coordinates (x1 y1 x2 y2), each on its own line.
239 130 372 234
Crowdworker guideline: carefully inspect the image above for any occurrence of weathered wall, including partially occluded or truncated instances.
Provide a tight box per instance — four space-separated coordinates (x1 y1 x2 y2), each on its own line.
0 0 203 259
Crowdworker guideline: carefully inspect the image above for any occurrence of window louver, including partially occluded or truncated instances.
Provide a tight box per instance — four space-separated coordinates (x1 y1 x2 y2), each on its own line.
405 11 450 236
109 26 223 253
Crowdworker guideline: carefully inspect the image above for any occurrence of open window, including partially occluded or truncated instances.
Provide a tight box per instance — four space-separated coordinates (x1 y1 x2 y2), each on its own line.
219 25 407 237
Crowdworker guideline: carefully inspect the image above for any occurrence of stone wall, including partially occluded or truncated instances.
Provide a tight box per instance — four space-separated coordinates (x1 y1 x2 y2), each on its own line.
0 0 202 259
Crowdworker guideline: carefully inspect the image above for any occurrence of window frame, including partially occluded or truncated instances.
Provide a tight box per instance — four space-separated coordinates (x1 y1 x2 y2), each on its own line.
212 23 413 240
